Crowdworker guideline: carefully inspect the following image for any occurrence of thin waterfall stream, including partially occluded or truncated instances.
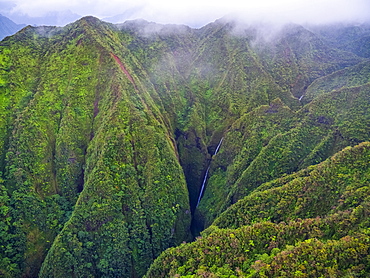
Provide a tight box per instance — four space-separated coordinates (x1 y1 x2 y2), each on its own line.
196 137 224 207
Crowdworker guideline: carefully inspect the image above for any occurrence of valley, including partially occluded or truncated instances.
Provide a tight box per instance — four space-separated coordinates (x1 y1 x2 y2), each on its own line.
0 16 369 277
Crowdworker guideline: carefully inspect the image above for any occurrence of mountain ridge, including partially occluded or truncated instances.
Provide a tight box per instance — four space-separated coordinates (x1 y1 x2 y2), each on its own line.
146 141 370 277
0 16 369 277
0 14 26 41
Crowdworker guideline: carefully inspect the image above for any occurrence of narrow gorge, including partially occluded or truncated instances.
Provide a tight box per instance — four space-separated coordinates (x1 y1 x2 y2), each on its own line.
0 16 369 277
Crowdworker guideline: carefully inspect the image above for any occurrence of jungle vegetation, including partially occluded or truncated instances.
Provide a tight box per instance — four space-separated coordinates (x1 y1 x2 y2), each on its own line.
0 16 369 277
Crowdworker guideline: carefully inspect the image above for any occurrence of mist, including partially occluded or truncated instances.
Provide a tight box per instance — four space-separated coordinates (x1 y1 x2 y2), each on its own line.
1 0 369 27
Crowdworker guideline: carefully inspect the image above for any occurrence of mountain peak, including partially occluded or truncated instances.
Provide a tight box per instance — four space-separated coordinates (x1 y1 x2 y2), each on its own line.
79 15 102 24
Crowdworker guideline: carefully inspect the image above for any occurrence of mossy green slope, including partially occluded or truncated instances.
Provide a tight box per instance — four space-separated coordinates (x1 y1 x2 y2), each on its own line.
145 142 370 277
198 83 370 226
254 23 363 97
116 19 302 212
197 98 298 226
304 60 370 102
0 17 191 277
211 141 370 230
0 25 62 277
0 16 369 277
311 22 370 58
122 19 365 215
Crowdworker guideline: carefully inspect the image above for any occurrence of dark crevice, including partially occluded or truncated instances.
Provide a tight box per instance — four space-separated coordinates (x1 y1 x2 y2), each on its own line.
183 136 224 238
77 167 84 193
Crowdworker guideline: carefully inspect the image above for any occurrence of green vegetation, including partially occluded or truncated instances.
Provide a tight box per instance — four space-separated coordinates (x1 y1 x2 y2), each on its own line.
304 60 370 101
0 16 369 277
146 142 370 277
197 83 370 227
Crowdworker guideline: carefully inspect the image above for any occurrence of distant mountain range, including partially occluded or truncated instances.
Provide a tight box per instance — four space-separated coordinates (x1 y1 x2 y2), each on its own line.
0 11 81 41
6 10 81 27
0 10 138 40
0 14 25 40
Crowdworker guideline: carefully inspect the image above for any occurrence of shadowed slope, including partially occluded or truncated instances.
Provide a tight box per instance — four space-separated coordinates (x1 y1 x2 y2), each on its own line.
145 142 370 277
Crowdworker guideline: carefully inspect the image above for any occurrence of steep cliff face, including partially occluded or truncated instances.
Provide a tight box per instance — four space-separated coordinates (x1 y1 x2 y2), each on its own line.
1 17 192 277
0 16 369 277
145 142 370 277
197 83 370 227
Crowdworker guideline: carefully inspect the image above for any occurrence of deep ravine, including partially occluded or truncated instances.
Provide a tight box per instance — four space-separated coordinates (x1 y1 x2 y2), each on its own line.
196 137 224 207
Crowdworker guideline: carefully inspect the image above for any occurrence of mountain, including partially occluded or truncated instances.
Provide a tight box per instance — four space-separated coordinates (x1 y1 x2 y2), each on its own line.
3 10 81 27
0 14 26 41
103 7 145 24
146 142 370 277
308 22 370 58
0 16 369 277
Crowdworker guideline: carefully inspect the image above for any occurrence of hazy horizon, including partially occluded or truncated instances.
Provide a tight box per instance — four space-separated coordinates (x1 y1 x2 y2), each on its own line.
1 0 370 27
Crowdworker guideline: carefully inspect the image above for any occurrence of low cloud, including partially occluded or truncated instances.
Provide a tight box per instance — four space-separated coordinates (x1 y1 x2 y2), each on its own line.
1 0 369 27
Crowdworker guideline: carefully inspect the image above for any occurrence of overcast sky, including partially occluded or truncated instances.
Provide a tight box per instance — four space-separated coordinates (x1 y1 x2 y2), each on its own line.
1 0 370 27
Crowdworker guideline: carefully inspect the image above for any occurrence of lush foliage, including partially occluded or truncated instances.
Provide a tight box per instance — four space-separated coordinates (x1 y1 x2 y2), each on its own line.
0 16 369 277
146 142 370 277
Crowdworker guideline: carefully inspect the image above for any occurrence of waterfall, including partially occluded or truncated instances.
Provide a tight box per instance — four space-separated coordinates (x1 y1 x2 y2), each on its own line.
214 137 223 155
196 137 224 208
196 166 210 207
